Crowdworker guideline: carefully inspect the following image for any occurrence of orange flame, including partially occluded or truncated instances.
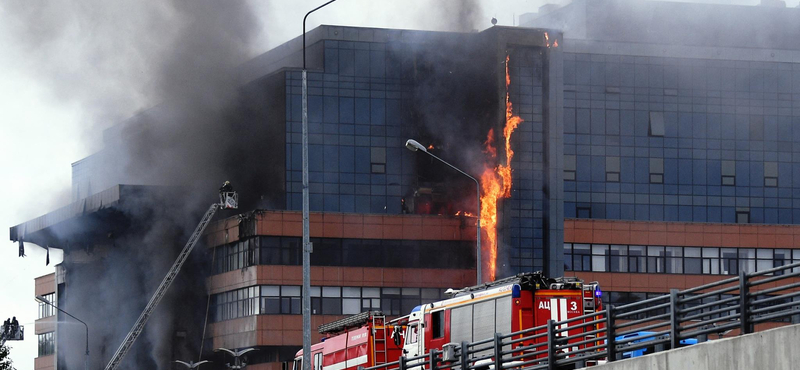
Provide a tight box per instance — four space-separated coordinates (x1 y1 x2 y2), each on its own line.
479 54 523 282
428 144 435 150
455 211 476 217
483 128 497 158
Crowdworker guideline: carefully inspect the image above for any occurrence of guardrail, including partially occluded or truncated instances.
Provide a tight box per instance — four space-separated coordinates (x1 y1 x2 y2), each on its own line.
359 261 800 370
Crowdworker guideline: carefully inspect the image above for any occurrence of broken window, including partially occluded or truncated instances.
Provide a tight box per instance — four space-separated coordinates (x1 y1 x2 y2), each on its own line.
564 155 576 181
764 162 778 187
371 147 386 174
606 156 620 182
650 158 664 184
649 112 665 137
722 160 736 186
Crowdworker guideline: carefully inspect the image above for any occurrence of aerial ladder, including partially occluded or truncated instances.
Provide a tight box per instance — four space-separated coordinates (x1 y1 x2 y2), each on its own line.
104 189 238 370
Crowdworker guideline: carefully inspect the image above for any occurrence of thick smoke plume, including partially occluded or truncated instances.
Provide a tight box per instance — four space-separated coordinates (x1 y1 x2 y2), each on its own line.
4 0 266 369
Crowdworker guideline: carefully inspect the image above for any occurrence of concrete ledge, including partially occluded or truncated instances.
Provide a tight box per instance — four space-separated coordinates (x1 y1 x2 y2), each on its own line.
586 324 800 370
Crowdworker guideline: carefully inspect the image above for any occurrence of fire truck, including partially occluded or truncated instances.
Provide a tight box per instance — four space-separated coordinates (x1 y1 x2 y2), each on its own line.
294 311 404 370
399 272 603 364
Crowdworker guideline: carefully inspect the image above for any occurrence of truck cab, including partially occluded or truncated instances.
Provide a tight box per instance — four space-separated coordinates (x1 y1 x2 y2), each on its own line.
402 306 426 360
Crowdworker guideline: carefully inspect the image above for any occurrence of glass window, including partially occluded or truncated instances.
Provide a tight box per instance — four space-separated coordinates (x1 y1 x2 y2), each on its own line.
564 155 576 181
38 293 55 319
721 248 738 275
628 246 646 273
650 158 664 184
685 251 702 274
573 244 591 271
738 248 756 274
703 247 720 274
343 298 361 314
363 287 380 298
737 210 750 224
322 287 341 298
722 160 736 186
647 246 665 273
665 247 683 274
592 245 609 272
343 287 361 298
38 332 54 357
606 156 620 182
282 286 301 296
649 112 665 137
609 245 628 272
764 162 778 187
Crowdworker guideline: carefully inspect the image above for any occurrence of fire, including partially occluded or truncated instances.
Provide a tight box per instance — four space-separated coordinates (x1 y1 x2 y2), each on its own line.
483 128 497 158
479 54 523 282
428 144 435 150
455 211 476 217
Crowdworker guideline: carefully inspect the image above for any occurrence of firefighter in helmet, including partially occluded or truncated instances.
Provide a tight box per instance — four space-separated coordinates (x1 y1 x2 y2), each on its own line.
220 181 233 194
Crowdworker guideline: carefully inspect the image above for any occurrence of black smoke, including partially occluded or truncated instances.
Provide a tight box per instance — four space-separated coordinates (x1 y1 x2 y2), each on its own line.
3 0 270 369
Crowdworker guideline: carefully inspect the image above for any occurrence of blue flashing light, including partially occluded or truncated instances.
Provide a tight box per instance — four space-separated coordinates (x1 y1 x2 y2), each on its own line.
411 305 421 313
512 284 521 298
595 288 603 298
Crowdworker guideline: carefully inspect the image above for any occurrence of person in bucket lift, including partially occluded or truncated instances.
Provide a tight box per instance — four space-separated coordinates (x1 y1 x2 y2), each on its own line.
220 181 233 194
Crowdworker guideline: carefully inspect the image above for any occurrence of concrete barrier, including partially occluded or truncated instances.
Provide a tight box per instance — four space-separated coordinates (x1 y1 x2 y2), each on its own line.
584 324 800 370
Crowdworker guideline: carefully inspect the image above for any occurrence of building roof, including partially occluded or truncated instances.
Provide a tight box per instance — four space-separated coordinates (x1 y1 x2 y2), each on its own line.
521 0 800 51
8 184 178 251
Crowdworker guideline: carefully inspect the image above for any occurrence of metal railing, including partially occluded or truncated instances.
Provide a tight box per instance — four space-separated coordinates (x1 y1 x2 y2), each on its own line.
359 261 800 370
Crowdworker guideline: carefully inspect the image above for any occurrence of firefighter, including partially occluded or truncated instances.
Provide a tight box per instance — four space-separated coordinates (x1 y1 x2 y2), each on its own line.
219 181 233 194
2 318 9 336
11 317 18 336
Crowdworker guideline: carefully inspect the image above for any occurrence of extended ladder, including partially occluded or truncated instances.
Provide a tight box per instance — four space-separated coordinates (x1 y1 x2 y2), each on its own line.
372 315 388 365
104 192 237 370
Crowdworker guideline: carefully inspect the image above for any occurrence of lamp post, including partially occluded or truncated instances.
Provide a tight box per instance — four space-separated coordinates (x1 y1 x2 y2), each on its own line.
36 295 89 370
405 139 482 284
302 3 338 370
215 347 256 370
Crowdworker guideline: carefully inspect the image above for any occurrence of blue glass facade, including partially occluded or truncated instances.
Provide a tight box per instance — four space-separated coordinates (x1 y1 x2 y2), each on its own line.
562 54 800 225
284 40 416 214
505 47 549 273
278 28 562 278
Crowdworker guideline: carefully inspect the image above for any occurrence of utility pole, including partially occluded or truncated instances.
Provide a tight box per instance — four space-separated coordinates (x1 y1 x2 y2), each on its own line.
302 2 338 370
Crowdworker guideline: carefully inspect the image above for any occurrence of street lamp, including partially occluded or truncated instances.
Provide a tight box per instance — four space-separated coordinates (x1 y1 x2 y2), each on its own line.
173 360 211 369
35 295 89 370
215 347 256 370
302 3 338 370
405 139 482 284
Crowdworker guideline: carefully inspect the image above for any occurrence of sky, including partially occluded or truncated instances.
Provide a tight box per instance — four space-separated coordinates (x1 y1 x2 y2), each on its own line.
0 0 796 369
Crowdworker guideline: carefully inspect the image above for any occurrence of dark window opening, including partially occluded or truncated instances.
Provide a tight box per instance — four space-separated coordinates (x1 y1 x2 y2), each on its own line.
432 310 445 339
722 176 736 186
650 174 663 184
577 206 591 218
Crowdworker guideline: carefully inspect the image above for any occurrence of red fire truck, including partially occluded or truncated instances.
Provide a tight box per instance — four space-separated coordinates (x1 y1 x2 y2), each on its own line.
399 272 603 364
294 311 404 370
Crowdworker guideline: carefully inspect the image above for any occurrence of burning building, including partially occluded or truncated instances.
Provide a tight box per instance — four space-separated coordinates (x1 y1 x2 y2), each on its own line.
17 1 800 369
522 0 800 309
12 24 561 370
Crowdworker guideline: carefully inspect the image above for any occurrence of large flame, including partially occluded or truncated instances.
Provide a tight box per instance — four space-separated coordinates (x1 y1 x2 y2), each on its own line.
479 55 523 282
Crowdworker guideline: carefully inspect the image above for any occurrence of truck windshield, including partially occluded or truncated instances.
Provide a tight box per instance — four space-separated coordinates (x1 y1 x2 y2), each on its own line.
405 324 419 345
293 359 301 370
